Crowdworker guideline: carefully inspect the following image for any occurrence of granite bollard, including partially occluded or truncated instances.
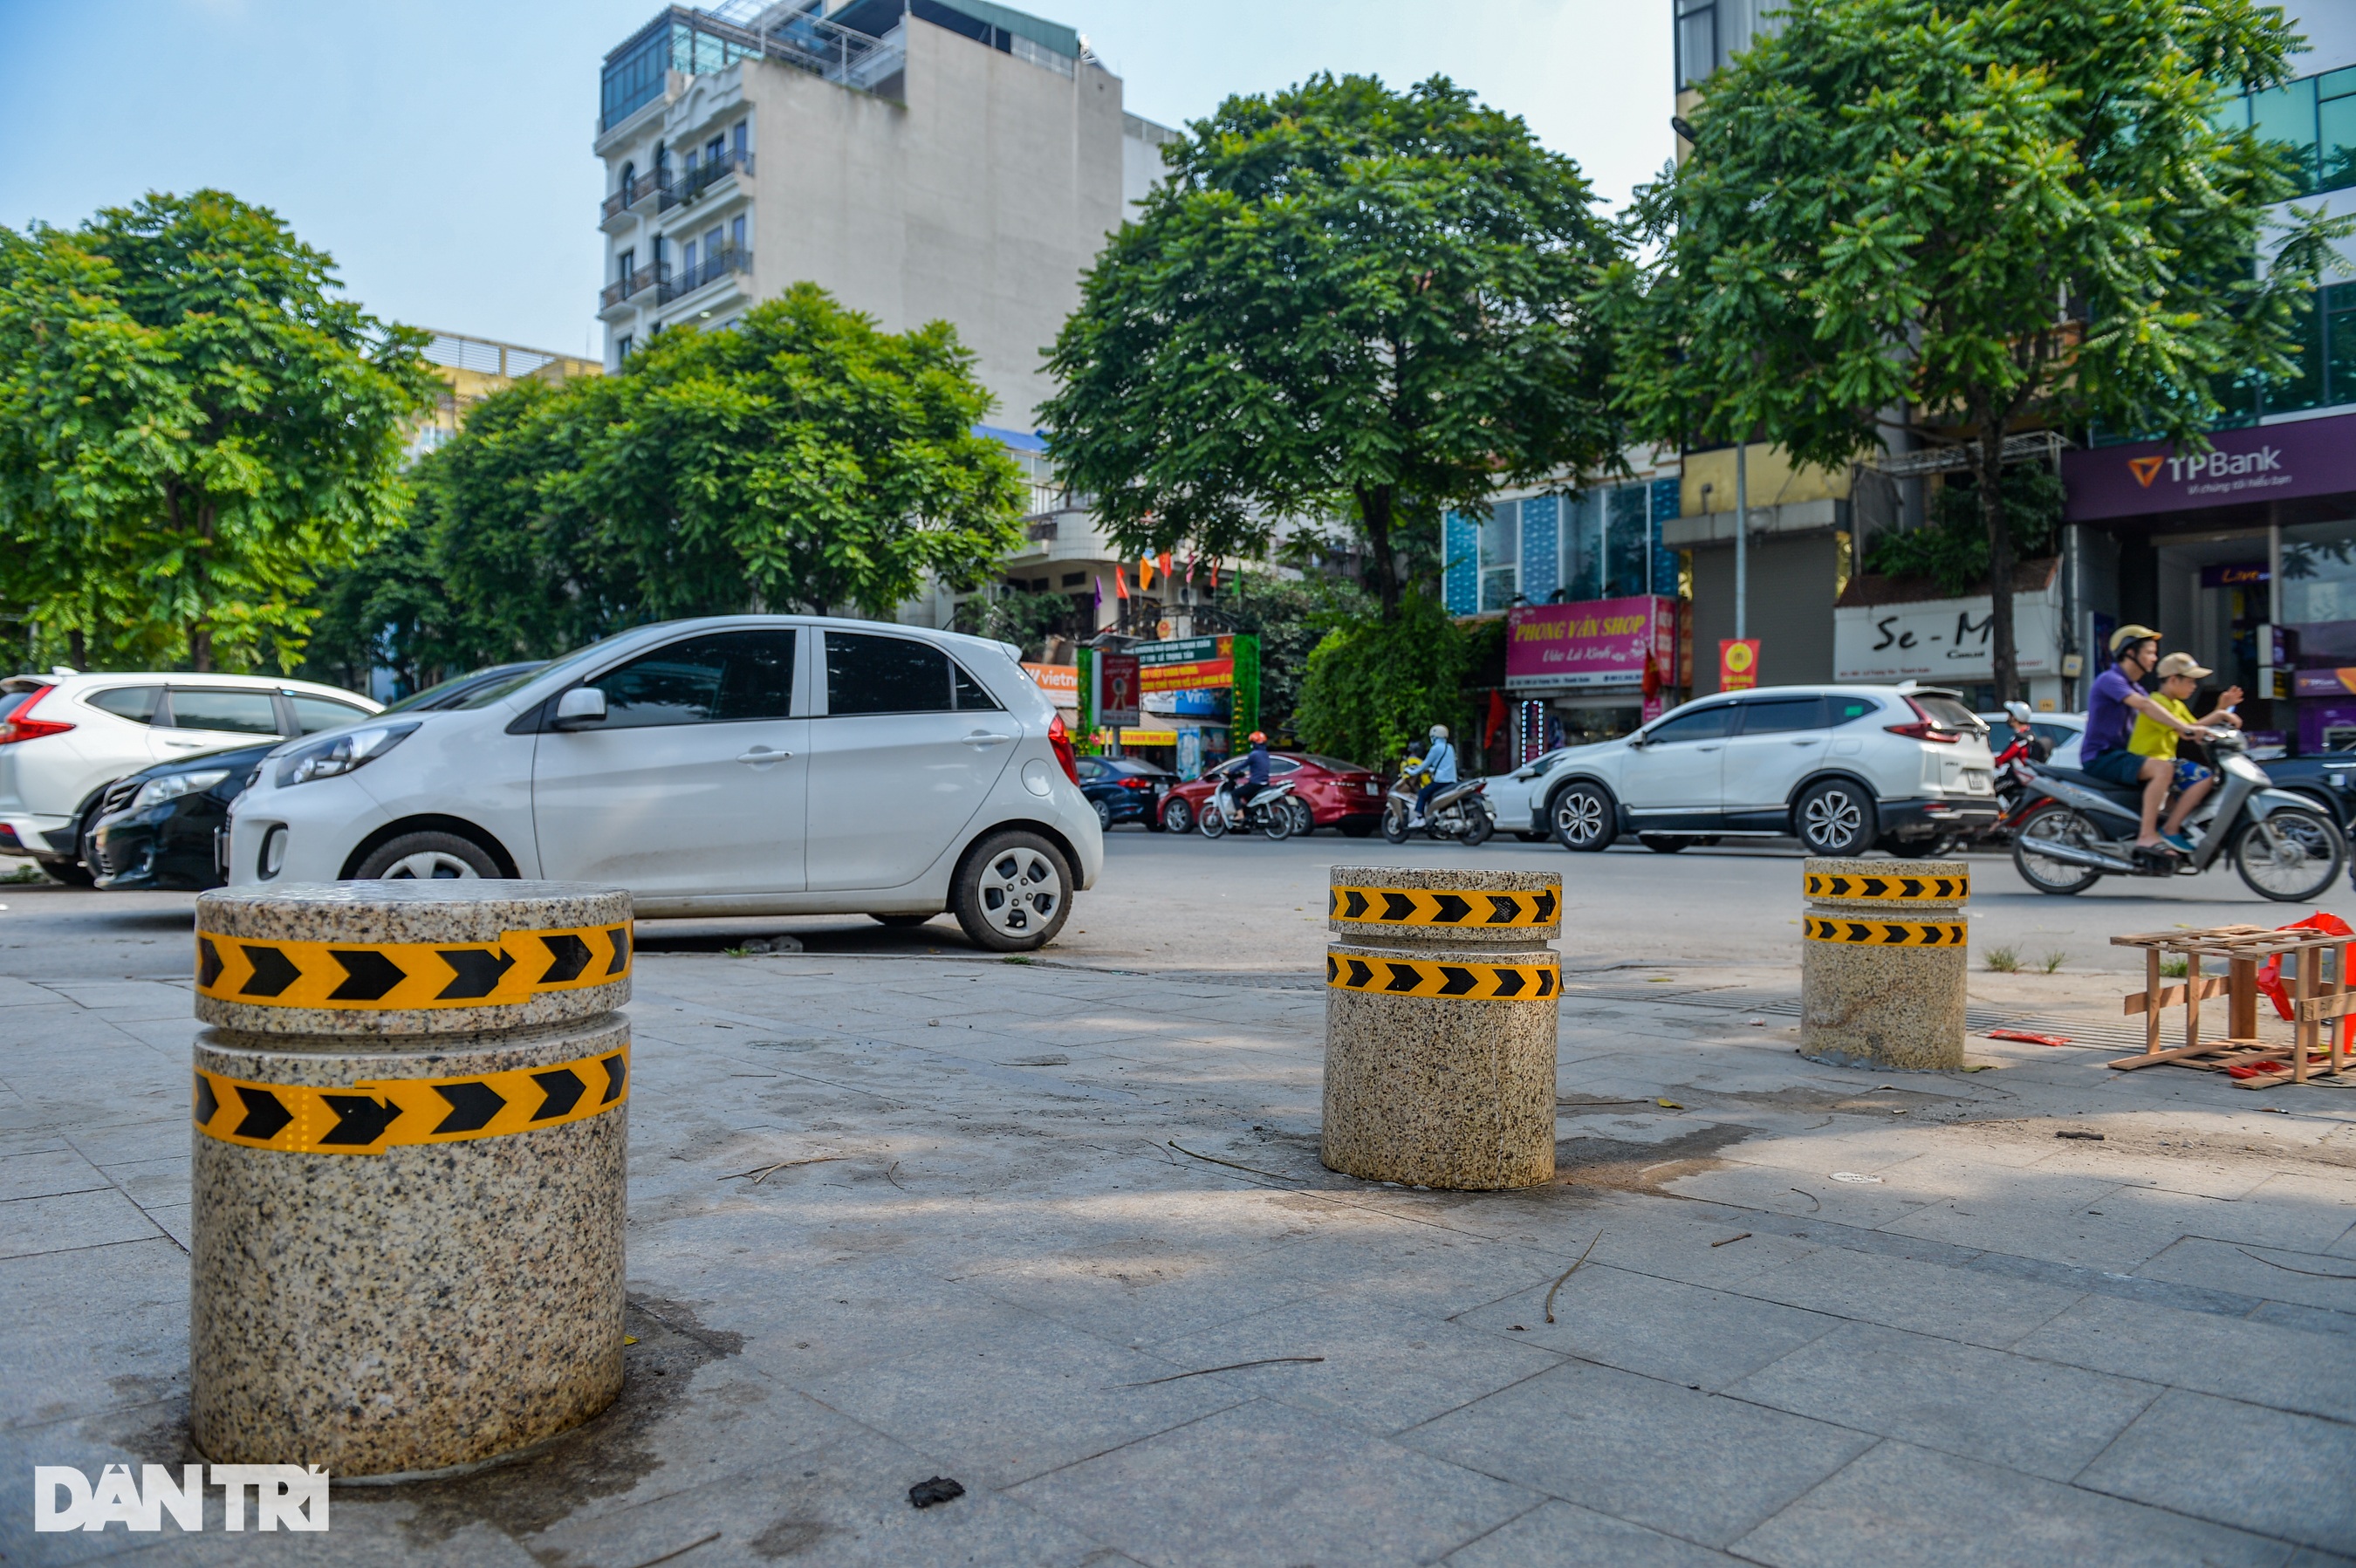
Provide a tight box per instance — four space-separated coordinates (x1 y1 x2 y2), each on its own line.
1322 866 1562 1188
1798 857 1968 1071
189 880 632 1476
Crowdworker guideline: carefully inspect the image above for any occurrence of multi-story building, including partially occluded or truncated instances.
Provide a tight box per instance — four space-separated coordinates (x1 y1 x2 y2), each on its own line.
590 0 1187 641
410 331 600 460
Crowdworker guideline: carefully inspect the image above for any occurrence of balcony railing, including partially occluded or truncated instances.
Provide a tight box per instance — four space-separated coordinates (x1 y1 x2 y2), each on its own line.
599 168 673 223
675 148 754 207
656 245 751 305
599 265 661 312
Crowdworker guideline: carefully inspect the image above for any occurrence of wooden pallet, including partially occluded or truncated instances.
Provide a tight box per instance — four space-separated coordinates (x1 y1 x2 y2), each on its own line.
2109 924 2353 1088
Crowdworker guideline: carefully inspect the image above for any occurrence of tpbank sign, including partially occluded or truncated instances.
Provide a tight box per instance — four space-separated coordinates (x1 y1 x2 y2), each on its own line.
2064 412 2356 522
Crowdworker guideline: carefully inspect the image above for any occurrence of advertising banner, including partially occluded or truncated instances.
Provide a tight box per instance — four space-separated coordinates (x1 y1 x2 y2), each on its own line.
1088 651 1140 728
1137 634 1236 694
1023 662 1078 708
2062 410 2356 522
1719 639 1760 693
1834 582 2062 683
1504 597 1679 692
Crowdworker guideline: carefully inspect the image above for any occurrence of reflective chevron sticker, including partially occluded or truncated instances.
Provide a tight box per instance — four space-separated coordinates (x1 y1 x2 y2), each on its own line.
1802 873 1969 903
1328 886 1558 928
195 924 631 1010
1325 952 1559 999
1801 917 1969 947
194 1044 629 1154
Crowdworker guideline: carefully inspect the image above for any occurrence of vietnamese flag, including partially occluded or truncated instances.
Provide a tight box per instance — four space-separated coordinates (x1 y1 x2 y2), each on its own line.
1157 551 1173 585
1113 566 1130 599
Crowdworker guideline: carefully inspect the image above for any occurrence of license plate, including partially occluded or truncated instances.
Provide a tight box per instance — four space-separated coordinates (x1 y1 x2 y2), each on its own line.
1962 769 1993 794
1366 782 1379 795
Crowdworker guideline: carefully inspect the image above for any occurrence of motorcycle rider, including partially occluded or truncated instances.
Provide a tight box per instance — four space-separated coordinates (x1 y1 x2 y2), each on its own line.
1217 731 1271 825
2081 626 2216 854
2127 652 2243 853
1999 701 2051 763
1410 723 1455 827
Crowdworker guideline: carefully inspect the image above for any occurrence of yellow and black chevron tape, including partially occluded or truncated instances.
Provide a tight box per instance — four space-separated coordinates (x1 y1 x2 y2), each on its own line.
1325 952 1560 999
194 924 631 1010
195 1044 629 1154
1329 886 1558 928
1803 873 1969 903
1802 917 1968 948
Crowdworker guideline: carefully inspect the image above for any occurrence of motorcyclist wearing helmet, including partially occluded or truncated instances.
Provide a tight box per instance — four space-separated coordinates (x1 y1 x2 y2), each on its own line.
1999 701 2051 763
1411 723 1455 826
1218 731 1272 824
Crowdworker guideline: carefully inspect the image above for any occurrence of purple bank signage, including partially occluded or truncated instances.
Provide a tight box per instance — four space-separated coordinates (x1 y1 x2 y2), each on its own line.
2061 411 2356 522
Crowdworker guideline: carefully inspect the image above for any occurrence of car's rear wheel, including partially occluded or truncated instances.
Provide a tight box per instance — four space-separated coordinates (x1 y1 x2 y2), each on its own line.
43 859 94 887
1092 798 1114 830
353 831 498 880
1551 783 1617 852
1796 781 1876 857
950 831 1072 952
1161 797 1195 835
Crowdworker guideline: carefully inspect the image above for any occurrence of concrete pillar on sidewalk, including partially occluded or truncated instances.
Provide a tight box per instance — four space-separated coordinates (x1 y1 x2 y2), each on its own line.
189 880 633 1476
1321 866 1562 1189
1799 857 1968 1071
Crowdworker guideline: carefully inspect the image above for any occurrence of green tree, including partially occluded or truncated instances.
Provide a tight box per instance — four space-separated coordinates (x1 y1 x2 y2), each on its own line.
1292 592 1471 768
1042 74 1626 618
1865 466 2064 597
0 191 434 671
1606 0 2341 699
1212 570 1368 743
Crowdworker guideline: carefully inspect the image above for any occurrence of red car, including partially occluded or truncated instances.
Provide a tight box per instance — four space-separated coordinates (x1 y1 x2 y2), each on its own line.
1159 751 1384 837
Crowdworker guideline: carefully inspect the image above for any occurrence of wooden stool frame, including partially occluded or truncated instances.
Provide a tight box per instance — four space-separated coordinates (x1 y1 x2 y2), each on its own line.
2110 925 2352 1089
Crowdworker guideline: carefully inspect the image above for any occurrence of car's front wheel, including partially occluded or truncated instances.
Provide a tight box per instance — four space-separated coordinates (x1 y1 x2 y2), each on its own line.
951 831 1073 952
1551 782 1617 852
1161 797 1195 835
1795 781 1877 857
353 831 499 880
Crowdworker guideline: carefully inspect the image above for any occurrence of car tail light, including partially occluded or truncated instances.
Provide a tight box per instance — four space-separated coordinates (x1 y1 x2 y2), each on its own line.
1885 696 1961 743
1047 714 1080 786
0 685 72 746
1119 776 1155 790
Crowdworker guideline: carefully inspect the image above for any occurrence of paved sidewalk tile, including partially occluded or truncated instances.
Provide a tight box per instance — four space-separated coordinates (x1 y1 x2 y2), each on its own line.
2075 1387 2356 1555
1456 1262 1843 1392
1399 1359 1875 1547
0 1187 161 1260
1731 1439 2294 1568
1009 1398 1535 1568
1444 1500 1745 1566
1735 1240 2086 1348
2011 1294 2356 1423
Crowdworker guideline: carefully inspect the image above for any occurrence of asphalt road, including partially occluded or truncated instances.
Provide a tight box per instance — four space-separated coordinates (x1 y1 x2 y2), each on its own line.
5 825 2350 985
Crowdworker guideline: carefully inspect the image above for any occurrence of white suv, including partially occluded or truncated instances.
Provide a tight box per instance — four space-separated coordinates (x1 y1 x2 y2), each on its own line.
1490 683 1998 856
0 672 380 882
227 616 1102 951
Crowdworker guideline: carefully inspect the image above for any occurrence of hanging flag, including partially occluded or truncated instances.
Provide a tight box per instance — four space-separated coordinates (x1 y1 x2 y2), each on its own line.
1209 560 1220 591
1114 566 1130 600
1092 574 1103 613
1185 551 1197 585
1139 555 1154 592
1483 690 1509 750
1156 551 1173 586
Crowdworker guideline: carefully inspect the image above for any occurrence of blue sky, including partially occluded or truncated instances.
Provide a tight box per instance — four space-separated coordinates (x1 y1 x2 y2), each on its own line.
3 2 2349 357
0 0 1676 354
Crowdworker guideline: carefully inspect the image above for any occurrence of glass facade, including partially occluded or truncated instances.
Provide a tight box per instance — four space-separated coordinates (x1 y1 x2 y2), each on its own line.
1448 478 1684 613
602 11 759 131
2216 66 2356 198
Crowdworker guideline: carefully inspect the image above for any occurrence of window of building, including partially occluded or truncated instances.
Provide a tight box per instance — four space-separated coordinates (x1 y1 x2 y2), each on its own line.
681 239 699 284
617 248 635 286
730 215 746 253
706 134 726 165
1480 499 1520 613
619 160 636 200
616 333 634 361
732 121 749 160
2217 66 2356 199
704 226 723 268
1675 0 1717 91
652 235 668 280
681 144 699 179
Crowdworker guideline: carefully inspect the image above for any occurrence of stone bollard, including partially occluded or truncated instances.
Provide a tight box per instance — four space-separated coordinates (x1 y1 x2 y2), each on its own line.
1322 866 1562 1189
189 880 633 1476
1799 858 1969 1071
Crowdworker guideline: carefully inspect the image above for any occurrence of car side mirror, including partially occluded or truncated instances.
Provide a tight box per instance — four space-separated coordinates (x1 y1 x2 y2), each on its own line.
553 687 607 729
1627 734 1650 750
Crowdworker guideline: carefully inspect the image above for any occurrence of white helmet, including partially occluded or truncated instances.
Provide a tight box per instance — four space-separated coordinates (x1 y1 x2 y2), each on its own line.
1429 724 1449 740
2003 700 2033 724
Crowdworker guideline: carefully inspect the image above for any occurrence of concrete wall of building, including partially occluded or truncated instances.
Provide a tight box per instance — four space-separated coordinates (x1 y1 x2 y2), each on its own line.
1681 446 1851 518
1688 533 1843 693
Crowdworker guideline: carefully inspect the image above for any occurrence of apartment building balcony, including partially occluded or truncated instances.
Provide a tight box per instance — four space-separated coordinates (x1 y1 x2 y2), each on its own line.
599 266 660 316
599 170 664 230
671 149 754 209
657 245 751 305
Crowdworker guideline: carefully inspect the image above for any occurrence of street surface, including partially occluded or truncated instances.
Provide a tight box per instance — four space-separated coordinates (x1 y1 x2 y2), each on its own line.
1 834 2352 1563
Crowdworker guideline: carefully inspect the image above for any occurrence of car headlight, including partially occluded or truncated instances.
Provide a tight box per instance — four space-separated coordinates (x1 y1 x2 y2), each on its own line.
276 722 421 787
130 769 232 811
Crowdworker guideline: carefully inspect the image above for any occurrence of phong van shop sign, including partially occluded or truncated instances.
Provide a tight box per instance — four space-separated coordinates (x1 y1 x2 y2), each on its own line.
1504 598 1679 692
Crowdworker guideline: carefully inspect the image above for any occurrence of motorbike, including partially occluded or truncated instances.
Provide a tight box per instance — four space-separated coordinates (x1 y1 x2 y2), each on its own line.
2008 729 2345 900
1380 757 1496 846
1201 776 1300 841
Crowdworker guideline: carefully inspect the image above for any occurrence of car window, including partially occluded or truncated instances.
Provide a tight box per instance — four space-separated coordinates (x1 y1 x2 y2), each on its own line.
950 661 1003 711
289 694 373 735
2032 722 2076 750
1075 757 1107 780
1270 756 1300 773
0 689 37 723
88 687 163 724
165 688 283 735
1645 705 1736 743
593 629 797 728
826 633 954 716
1828 696 1881 726
1911 695 1983 732
1736 695 1824 735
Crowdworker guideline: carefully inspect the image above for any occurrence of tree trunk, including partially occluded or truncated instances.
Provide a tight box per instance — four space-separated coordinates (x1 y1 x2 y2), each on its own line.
67 629 85 670
1356 484 1400 620
188 625 213 673
1977 417 2019 704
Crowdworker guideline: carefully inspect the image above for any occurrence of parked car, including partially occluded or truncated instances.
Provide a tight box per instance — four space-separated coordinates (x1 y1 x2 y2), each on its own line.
225 619 1100 952
0 671 380 884
1075 754 1174 830
1978 710 2084 770
1158 752 1384 837
1488 683 1998 856
2259 749 2356 827
87 663 548 892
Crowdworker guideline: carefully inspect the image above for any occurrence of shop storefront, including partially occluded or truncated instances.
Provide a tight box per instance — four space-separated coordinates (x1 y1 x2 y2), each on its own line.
1075 635 1261 777
1832 559 2068 710
2061 409 2356 754
1503 597 1682 763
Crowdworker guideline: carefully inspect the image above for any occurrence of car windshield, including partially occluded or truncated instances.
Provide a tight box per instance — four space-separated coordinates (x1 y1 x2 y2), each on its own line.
380 664 546 715
1911 695 1983 733
449 645 619 710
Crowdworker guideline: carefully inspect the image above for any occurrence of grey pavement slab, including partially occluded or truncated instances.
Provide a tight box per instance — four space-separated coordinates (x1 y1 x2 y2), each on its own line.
1444 1500 1747 1566
2075 1387 2356 1555
1457 1262 1845 1393
2011 1293 2356 1423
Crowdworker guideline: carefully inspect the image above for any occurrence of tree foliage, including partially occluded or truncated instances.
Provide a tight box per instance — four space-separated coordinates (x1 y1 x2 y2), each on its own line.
1604 0 2340 698
1864 465 2064 596
1042 74 1626 617
0 190 435 670
307 285 1025 687
1293 592 1472 768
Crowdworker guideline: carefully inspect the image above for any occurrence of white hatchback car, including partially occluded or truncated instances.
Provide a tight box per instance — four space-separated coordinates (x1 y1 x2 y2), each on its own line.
0 671 380 882
228 616 1103 951
1488 683 1999 856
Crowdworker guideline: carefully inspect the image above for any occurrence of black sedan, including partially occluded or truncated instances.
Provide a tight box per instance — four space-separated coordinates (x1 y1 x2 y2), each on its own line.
88 662 546 891
2260 750 2356 828
1074 754 1174 831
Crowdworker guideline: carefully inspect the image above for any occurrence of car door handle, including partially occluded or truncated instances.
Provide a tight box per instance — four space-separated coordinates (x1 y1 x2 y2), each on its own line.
963 731 1014 746
1697 744 1722 752
1791 738 1817 745
736 748 792 763
161 740 204 749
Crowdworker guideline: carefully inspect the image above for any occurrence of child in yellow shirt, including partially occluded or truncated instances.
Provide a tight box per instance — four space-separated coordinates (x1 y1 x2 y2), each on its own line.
2127 653 2243 851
